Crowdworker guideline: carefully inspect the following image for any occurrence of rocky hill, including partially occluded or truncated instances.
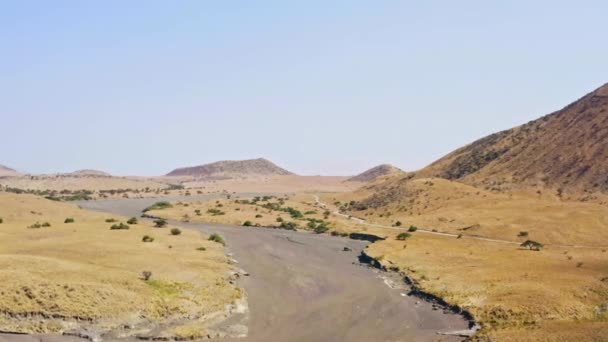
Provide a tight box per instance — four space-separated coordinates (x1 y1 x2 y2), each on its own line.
348 164 403 182
0 165 22 177
166 158 295 179
67 169 112 177
419 83 608 193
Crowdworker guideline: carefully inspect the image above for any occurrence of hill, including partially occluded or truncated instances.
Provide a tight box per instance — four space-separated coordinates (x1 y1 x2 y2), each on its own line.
166 158 295 178
0 165 22 177
348 164 403 182
67 169 112 177
419 83 608 193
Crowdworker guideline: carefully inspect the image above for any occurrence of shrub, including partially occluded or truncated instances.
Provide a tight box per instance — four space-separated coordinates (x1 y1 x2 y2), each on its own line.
0 217 3 224
255 214 263 218
243 220 253 227
64 218 75 224
408 225 418 232
170 228 182 235
28 222 42 229
457 234 463 239
41 222 51 227
518 231 529 237
196 246 207 251
276 217 284 222
194 209 201 216
279 221 298 230
142 235 155 242
154 219 167 228
110 223 130 230
141 271 152 281
143 201 173 212
307 221 317 229
207 208 225 216
208 233 225 246
314 224 329 234
396 232 411 240
105 218 117 223
304 210 317 215
520 240 543 251
127 217 138 224
394 221 402 227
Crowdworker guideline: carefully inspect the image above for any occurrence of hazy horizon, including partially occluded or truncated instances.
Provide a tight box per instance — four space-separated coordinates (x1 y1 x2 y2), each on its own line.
2 1 607 176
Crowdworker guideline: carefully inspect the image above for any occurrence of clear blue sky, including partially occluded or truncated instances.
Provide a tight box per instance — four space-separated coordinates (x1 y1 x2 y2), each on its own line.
1 1 607 176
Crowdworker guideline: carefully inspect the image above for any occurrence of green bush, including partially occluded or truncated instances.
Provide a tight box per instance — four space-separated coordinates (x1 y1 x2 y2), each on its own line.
110 223 130 230
396 232 411 240
408 225 418 232
127 217 138 225
255 214 263 218
64 218 75 224
196 246 207 251
243 220 253 227
194 209 202 216
314 224 329 234
279 221 298 230
154 219 167 228
207 208 225 216
0 217 3 224
28 222 42 229
520 240 543 251
105 218 117 223
276 217 284 222
518 231 529 237
41 222 51 227
307 221 317 229
142 235 155 242
170 228 182 235
304 210 317 215
143 201 173 212
208 233 225 246
394 221 402 227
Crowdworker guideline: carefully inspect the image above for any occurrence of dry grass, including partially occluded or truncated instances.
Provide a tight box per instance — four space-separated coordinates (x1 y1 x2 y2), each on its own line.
324 176 608 339
0 175 169 191
0 192 241 335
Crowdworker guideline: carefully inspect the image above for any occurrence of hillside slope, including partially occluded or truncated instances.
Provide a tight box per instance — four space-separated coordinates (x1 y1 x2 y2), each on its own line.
419 83 608 193
166 158 295 178
348 164 403 182
0 165 22 177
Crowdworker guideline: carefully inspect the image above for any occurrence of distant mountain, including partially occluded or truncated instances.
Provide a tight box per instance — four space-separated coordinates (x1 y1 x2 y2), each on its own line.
67 169 112 177
0 165 22 177
348 164 403 182
419 83 608 193
166 158 295 178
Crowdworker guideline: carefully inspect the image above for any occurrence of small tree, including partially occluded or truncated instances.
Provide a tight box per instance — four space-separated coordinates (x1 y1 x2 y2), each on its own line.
127 217 138 225
408 225 418 232
520 240 543 251
396 232 411 240
154 218 167 228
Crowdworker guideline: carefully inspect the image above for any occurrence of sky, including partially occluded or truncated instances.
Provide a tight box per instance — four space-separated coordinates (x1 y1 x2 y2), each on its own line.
1 1 607 176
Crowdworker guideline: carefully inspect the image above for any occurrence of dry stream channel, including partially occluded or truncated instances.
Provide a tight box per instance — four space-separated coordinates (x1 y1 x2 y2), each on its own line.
1 195 473 342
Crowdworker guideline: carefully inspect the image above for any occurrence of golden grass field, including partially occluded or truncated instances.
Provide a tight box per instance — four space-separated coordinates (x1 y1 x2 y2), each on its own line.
0 192 242 339
321 177 608 340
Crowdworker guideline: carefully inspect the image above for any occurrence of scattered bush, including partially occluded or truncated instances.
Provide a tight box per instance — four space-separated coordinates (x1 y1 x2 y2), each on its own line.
307 221 317 229
457 234 463 239
276 217 284 222
314 224 329 234
279 221 298 230
243 220 253 227
110 223 130 230
64 218 75 224
0 218 3 224
304 210 317 215
105 218 117 223
127 217 138 224
394 221 402 227
41 222 51 227
208 233 226 246
520 240 543 251
194 209 202 216
154 219 167 228
170 228 182 235
408 225 418 232
207 208 225 216
576 262 584 268
396 232 411 240
255 214 263 218
518 231 529 237
143 201 173 212
142 235 155 242
196 246 207 251
141 271 152 281
27 222 42 229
